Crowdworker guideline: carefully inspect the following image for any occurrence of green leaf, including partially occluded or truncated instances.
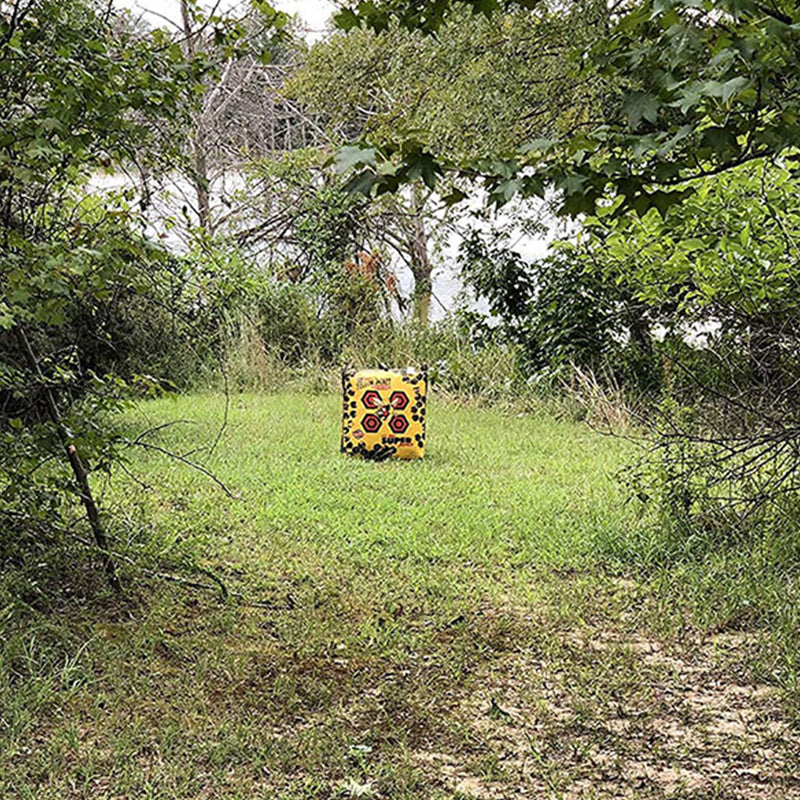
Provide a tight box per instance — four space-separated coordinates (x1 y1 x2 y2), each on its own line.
334 146 377 172
491 177 522 204
740 223 750 247
521 176 545 198
519 137 556 154
333 8 361 30
403 151 441 189
700 126 739 155
471 0 501 17
343 169 379 196
631 188 694 219
563 190 599 216
442 188 469 206
622 92 661 129
720 76 749 104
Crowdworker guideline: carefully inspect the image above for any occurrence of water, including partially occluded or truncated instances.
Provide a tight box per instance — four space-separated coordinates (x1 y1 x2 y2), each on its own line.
90 171 566 320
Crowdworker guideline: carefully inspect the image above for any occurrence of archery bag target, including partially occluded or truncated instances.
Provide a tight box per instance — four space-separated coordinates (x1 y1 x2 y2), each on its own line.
341 366 427 460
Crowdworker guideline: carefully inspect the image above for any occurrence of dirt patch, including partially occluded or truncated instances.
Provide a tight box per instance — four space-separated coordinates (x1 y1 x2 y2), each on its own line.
412 629 800 799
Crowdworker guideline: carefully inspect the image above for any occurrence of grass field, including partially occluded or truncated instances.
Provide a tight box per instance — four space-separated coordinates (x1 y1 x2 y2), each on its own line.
2 392 800 798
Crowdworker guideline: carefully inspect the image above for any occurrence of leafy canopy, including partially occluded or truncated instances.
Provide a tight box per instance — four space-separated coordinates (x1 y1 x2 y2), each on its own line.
290 5 599 166
334 0 800 217
0 0 211 330
577 160 800 332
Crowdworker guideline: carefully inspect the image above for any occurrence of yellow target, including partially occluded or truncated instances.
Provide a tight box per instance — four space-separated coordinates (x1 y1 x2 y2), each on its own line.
341 367 427 460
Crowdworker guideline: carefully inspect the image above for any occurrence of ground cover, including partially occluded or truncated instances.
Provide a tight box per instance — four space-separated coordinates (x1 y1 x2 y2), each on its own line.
1 392 798 798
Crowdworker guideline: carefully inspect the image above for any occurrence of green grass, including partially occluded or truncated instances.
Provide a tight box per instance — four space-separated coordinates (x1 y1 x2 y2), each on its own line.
120 392 634 565
2 391 799 799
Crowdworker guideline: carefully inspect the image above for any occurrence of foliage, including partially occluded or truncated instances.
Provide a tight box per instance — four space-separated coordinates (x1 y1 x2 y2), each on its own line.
564 158 800 397
456 224 660 389
221 269 538 408
450 151 800 526
335 0 800 219
560 160 800 531
233 149 371 276
581 160 800 347
0 0 232 587
287 0 606 324
459 230 616 372
231 149 414 331
289 4 599 164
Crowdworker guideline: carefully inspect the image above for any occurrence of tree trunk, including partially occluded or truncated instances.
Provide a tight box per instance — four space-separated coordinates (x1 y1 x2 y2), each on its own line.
181 0 211 234
193 131 211 233
15 326 121 592
407 184 432 325
628 305 653 360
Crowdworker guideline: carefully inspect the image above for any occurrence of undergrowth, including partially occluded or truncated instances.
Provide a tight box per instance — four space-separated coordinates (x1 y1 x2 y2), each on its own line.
2 391 799 798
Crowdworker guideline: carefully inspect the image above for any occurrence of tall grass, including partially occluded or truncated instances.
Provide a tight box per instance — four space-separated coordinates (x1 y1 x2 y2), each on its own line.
220 311 616 424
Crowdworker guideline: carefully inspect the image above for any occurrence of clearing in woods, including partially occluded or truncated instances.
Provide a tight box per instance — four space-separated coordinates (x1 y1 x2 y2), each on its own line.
3 393 799 798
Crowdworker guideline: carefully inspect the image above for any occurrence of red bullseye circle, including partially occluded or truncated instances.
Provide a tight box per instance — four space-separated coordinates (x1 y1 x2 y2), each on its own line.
389 415 409 434
362 414 381 433
362 390 382 409
389 391 409 410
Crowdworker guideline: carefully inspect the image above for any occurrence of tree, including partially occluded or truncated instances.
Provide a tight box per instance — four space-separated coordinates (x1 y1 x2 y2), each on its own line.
228 147 405 335
0 0 209 587
552 160 800 522
288 2 606 320
577 160 800 390
334 0 800 219
290 6 602 163
460 232 610 366
174 0 325 238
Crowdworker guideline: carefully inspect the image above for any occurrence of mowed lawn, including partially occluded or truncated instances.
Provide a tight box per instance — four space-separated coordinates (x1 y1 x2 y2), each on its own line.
122 392 633 568
3 393 799 799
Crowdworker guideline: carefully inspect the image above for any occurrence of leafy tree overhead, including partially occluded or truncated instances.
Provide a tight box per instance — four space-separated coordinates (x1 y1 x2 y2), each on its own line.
577 161 800 387
288 4 605 321
1 0 206 331
289 5 603 164
335 0 800 218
